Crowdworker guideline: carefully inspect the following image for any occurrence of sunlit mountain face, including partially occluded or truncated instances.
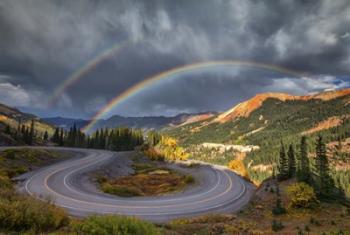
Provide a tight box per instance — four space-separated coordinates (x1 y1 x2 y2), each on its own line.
0 0 349 122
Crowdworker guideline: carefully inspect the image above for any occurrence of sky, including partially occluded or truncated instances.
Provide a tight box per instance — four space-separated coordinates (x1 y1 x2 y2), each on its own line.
0 0 350 119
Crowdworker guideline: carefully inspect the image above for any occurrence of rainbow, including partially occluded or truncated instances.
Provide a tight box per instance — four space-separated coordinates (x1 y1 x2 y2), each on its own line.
82 60 308 133
48 40 131 106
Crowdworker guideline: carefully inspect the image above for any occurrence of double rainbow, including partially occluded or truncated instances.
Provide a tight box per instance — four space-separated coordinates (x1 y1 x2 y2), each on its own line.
82 60 307 133
48 40 131 106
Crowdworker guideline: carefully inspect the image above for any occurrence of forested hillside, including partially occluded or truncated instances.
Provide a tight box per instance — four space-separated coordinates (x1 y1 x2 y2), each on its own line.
165 89 350 193
0 103 55 145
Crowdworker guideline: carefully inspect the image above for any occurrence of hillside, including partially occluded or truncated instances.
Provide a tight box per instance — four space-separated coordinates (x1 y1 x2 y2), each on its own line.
165 89 350 186
214 89 350 123
0 103 55 145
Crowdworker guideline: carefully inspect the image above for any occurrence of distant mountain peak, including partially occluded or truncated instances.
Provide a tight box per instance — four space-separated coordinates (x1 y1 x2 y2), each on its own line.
215 88 350 123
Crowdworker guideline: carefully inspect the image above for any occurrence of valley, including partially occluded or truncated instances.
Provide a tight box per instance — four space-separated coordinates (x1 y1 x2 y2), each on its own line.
1 1 350 233
0 89 350 234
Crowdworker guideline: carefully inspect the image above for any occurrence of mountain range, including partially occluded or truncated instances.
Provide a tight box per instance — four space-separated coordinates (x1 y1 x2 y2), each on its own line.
43 112 216 133
1 88 349 188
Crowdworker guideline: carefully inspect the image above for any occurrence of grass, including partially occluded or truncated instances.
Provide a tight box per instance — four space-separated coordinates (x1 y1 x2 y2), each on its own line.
73 215 160 235
0 148 69 177
100 164 195 197
162 178 350 234
102 183 142 197
0 168 69 233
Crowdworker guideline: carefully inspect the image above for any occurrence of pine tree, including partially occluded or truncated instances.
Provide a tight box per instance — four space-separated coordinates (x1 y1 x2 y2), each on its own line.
278 141 288 180
59 128 64 146
335 136 343 161
29 119 35 145
94 129 100 149
272 198 286 215
24 127 30 144
21 125 26 135
4 124 11 135
287 144 296 178
43 131 49 141
52 127 60 143
315 135 334 198
17 120 21 133
298 136 310 183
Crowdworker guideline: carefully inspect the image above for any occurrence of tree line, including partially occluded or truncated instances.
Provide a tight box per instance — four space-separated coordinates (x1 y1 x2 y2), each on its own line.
277 135 347 200
3 120 49 145
51 124 144 151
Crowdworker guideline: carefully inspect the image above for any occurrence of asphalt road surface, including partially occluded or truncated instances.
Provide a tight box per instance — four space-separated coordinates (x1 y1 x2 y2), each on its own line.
12 147 255 222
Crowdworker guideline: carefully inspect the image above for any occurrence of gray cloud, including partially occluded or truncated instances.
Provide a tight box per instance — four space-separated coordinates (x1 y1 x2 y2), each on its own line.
0 0 349 118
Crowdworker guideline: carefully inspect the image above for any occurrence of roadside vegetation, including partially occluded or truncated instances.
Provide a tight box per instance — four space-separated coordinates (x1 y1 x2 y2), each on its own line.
73 215 160 235
143 131 189 162
162 178 350 234
0 148 71 177
99 162 194 197
0 148 164 234
0 148 71 234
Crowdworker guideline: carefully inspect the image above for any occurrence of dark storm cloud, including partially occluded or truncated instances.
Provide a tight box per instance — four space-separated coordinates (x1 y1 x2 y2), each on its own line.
0 0 349 118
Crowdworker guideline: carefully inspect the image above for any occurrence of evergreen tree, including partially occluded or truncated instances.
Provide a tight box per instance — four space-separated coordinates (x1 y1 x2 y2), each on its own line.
21 125 26 135
94 129 100 149
278 141 288 180
334 136 344 161
4 124 11 135
298 136 310 183
287 144 296 178
29 119 35 145
24 127 30 144
17 120 21 133
314 135 334 198
59 128 64 146
43 131 49 141
52 127 60 143
272 198 286 215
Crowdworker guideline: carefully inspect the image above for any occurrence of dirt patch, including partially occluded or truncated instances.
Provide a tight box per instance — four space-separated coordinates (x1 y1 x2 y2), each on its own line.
302 116 346 135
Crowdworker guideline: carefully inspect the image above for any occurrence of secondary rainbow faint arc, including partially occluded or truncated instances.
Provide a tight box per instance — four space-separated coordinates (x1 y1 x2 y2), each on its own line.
82 60 307 133
48 40 131 106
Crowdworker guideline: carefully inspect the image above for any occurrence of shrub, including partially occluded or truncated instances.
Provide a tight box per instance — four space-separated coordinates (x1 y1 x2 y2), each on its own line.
272 198 286 215
287 182 318 208
101 183 142 197
145 136 189 161
271 220 284 232
74 215 160 235
184 175 195 184
0 196 69 233
310 217 321 226
304 225 310 232
14 166 28 175
228 159 248 178
0 172 12 190
143 148 165 161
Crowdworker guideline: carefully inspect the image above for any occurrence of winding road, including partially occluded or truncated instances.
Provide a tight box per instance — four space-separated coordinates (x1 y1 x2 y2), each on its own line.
14 147 255 222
